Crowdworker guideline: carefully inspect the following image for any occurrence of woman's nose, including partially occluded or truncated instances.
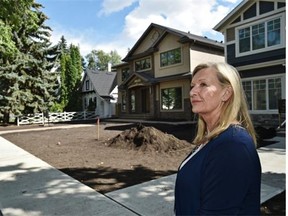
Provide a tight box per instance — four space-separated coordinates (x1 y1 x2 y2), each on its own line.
190 86 197 96
190 88 195 97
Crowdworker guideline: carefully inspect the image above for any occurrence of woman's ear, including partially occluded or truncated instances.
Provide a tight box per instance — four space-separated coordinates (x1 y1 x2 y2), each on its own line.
222 86 233 102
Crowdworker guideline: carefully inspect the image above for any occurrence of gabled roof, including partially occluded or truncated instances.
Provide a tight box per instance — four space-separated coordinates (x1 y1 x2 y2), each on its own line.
123 23 224 62
214 0 286 32
85 69 117 97
118 70 191 90
118 71 155 90
213 0 250 32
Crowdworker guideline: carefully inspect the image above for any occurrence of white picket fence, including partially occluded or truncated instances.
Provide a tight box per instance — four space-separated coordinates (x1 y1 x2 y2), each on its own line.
17 111 98 126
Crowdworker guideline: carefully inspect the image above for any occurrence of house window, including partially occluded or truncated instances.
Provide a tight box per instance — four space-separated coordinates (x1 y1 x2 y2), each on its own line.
94 97 97 109
160 48 181 67
237 17 282 55
267 18 281 47
135 57 151 71
121 91 126 112
122 68 130 81
161 87 182 110
242 77 282 111
242 81 252 109
84 98 87 109
85 80 89 90
252 23 265 50
253 80 266 110
268 78 282 109
130 90 135 112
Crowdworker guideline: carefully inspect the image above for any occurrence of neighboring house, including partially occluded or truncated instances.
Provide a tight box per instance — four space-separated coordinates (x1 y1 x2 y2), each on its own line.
81 69 117 118
214 0 286 127
113 23 224 121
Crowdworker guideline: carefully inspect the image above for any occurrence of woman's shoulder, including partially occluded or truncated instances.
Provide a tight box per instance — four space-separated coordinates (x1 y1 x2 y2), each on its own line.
210 125 254 149
222 124 251 139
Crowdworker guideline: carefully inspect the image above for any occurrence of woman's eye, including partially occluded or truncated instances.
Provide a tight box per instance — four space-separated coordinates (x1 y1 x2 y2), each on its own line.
200 83 207 87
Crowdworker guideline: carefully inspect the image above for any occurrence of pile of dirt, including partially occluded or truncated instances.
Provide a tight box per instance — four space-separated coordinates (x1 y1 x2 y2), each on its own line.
107 123 192 153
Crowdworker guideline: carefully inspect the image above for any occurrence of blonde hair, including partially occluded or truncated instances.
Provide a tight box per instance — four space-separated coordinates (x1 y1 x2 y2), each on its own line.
192 62 257 146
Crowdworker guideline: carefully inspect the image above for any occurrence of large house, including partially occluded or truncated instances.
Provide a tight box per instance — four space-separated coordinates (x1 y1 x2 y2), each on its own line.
113 23 224 121
214 0 286 127
81 69 117 118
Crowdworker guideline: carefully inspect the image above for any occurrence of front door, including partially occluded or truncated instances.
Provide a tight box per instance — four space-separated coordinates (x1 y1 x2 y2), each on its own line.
141 88 150 113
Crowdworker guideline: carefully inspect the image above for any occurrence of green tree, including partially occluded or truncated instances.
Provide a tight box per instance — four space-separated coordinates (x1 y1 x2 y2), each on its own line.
0 0 60 123
55 39 83 112
65 45 82 111
110 50 122 66
85 49 122 71
85 49 98 70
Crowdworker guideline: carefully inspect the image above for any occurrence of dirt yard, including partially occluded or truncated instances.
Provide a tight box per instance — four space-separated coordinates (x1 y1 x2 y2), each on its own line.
0 120 285 215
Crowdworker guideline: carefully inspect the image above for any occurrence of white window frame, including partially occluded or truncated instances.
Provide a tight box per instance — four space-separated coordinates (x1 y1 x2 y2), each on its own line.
235 14 285 57
242 74 285 114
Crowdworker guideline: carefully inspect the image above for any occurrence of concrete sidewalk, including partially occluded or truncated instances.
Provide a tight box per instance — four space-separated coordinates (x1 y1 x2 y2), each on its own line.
0 126 285 216
0 137 136 216
106 134 286 216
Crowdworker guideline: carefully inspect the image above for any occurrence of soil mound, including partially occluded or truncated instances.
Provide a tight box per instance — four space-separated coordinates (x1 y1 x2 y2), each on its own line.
107 123 192 153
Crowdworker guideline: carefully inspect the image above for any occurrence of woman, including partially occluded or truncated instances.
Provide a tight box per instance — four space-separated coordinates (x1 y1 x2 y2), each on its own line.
174 62 261 215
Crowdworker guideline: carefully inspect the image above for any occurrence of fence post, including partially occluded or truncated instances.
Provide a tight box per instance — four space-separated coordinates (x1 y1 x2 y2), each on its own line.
42 113 45 125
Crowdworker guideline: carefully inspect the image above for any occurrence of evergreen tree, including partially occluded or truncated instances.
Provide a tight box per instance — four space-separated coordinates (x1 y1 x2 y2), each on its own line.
70 44 82 82
59 54 68 108
0 0 60 123
59 35 68 53
64 45 82 111
55 40 83 112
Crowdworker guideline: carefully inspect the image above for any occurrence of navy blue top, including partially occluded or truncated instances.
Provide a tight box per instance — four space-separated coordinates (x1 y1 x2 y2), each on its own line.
174 125 261 215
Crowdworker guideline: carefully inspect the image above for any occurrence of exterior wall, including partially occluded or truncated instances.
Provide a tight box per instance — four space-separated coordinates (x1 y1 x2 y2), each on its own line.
227 45 285 67
156 79 192 120
251 114 281 128
133 29 164 55
81 74 114 118
115 25 224 121
190 49 225 70
223 6 286 67
217 1 286 128
154 34 190 78
82 75 96 111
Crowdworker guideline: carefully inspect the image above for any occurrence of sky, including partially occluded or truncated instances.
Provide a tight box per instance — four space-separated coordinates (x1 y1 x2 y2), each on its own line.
37 0 242 59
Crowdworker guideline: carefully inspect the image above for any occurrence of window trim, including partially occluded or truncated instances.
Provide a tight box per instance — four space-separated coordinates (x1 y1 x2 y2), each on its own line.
235 14 284 57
